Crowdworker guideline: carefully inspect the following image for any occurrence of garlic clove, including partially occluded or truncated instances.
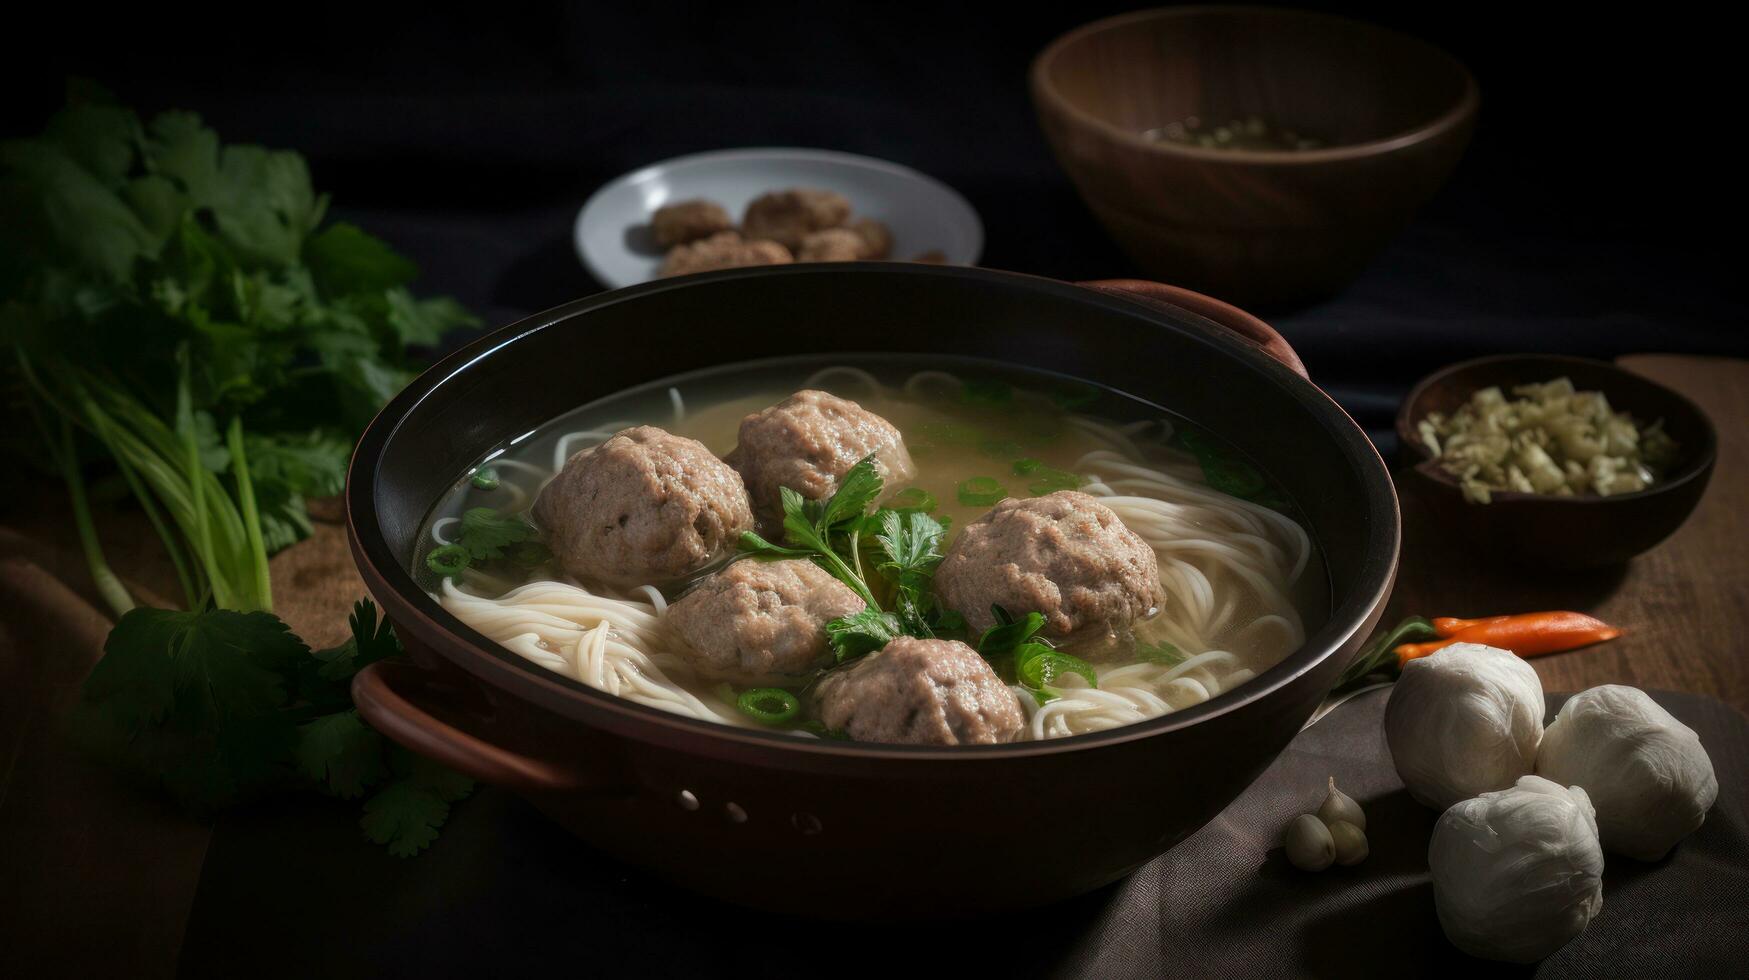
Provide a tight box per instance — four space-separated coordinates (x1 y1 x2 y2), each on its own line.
1317 776 1366 831
1285 813 1336 871
1328 819 1369 866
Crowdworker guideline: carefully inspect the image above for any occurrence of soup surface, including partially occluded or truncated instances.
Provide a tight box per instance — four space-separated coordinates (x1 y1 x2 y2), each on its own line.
414 355 1326 742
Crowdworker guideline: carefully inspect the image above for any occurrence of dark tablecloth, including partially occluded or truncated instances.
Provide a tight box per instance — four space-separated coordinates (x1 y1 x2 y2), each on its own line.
177 689 1749 979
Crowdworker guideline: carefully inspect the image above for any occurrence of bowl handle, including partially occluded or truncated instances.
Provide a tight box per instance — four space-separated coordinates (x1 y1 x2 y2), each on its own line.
1079 279 1309 379
353 660 606 794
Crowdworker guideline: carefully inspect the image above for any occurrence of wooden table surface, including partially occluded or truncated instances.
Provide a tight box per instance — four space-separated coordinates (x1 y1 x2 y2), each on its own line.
1388 354 1749 711
0 353 1743 979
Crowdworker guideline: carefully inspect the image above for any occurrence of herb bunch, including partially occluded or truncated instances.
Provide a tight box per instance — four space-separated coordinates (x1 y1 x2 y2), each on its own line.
2 91 480 854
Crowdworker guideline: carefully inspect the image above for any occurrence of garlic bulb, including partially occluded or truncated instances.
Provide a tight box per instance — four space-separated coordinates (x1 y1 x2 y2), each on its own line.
1536 685 1718 861
1317 777 1366 831
1429 775 1605 963
1284 814 1335 871
1384 643 1545 810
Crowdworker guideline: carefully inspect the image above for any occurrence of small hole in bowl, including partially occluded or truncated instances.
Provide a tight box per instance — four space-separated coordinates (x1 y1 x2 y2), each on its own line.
725 802 748 824
791 812 823 835
677 790 699 811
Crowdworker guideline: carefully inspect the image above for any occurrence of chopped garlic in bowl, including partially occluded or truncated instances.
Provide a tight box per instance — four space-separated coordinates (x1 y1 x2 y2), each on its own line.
1416 377 1679 504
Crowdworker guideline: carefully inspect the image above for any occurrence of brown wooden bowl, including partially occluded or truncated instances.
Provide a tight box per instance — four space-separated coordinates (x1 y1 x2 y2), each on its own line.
1396 355 1717 569
1031 6 1478 309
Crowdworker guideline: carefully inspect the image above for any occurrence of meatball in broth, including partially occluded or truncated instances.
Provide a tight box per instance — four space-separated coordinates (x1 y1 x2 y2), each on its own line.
814 637 1026 745
533 426 753 587
727 389 916 520
666 558 865 680
936 491 1163 653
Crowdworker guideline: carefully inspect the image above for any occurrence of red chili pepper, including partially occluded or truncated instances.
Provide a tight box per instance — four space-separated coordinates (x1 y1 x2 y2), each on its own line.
1395 611 1621 669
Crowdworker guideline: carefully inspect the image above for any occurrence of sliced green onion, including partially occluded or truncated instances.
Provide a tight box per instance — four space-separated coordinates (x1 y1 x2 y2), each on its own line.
425 543 471 578
471 468 501 491
1024 463 1082 495
736 688 801 725
1137 640 1185 666
1011 458 1042 475
1015 644 1099 690
956 476 1008 506
890 487 937 513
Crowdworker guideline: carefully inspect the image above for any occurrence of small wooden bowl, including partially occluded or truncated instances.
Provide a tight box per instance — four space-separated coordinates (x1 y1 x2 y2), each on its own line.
1031 7 1478 308
1396 355 1717 569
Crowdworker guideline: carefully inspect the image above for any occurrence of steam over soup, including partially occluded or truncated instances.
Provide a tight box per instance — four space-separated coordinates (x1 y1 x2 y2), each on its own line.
415 357 1325 744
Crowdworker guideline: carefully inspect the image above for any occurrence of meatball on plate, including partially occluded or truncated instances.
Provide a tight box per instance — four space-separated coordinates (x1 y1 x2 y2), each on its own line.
574 148 982 288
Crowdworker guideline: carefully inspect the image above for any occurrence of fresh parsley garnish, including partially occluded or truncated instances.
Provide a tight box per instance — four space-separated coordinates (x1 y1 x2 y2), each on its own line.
973 605 1099 705
72 598 474 856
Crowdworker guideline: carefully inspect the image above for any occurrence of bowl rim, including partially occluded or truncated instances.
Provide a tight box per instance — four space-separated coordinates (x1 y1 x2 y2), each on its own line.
1029 4 1481 166
573 146 985 289
1394 352 1720 505
346 263 1400 762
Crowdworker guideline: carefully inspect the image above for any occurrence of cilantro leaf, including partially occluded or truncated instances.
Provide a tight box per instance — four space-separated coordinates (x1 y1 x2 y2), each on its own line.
304 222 416 296
823 608 905 663
361 748 475 857
361 778 451 857
384 287 479 348
975 606 1049 658
74 607 309 811
816 455 884 532
294 709 386 799
872 508 945 579
453 507 538 561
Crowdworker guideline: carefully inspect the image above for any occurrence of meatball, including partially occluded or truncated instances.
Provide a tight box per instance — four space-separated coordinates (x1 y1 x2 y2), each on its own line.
814 637 1025 745
795 228 865 262
935 491 1162 652
666 558 864 678
741 188 852 250
849 218 893 259
651 199 733 248
726 389 917 519
659 231 791 278
533 426 754 587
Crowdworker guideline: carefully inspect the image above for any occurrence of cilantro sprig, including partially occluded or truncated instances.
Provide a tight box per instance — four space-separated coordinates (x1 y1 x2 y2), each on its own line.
4 92 479 616
6 92 482 855
74 599 474 855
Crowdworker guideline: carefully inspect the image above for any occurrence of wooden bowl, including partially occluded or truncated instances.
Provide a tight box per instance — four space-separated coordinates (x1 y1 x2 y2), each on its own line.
1031 6 1478 308
1396 355 1717 569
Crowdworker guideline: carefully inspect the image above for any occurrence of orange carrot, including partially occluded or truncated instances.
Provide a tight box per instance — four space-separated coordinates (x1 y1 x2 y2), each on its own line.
1395 611 1621 668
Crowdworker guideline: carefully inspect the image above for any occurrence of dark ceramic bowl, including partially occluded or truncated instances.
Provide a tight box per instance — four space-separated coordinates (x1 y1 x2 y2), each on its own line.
1031 6 1478 308
346 264 1399 917
1396 354 1716 569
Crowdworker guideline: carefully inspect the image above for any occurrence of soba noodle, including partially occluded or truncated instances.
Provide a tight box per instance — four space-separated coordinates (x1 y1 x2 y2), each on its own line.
431 366 1312 741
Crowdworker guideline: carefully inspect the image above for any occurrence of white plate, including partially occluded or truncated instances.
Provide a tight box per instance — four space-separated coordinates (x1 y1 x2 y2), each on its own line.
574 147 983 289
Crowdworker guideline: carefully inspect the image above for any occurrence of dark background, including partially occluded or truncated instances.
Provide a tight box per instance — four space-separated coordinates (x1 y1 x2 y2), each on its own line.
6 1 1743 445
